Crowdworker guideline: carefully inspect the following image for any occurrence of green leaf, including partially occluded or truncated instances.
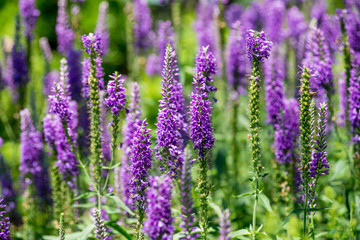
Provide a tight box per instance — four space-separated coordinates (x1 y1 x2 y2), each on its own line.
282 208 303 226
209 201 222 218
106 221 132 240
105 193 135 216
73 191 97 201
259 194 273 213
231 229 251 238
102 162 121 170
43 224 95 240
234 192 253 198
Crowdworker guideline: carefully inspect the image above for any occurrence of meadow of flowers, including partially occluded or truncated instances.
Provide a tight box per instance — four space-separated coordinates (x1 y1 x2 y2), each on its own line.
0 0 359 239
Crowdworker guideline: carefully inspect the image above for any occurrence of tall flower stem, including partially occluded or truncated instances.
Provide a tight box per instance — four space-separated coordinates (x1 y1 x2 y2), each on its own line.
299 67 312 239
199 155 209 239
249 60 261 240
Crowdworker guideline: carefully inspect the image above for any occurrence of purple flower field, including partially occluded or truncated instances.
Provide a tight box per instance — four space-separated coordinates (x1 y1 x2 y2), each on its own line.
0 0 359 239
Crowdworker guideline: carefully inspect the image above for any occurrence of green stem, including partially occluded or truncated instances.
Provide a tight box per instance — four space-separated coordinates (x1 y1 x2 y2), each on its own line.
252 176 258 240
303 183 308 239
198 156 209 240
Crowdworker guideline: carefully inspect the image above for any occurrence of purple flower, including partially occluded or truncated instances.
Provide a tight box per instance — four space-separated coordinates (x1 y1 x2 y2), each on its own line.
246 29 273 63
95 1 110 55
224 3 243 27
56 0 74 54
143 175 174 240
274 98 300 164
105 73 127 116
100 91 111 163
219 209 231 240
189 47 217 157
179 156 198 239
345 10 360 53
241 1 264 31
194 1 222 70
0 199 11 240
303 27 333 101
82 33 103 56
133 0 153 54
119 82 142 209
145 53 161 76
19 0 40 40
67 49 83 102
48 59 72 123
157 21 175 68
349 55 360 132
92 208 109 240
337 77 347 127
43 114 79 188
10 17 29 95
286 6 307 41
129 119 152 210
225 21 248 96
264 48 285 126
156 45 187 178
19 109 43 185
264 0 285 44
39 37 53 63
309 103 329 178
311 0 327 24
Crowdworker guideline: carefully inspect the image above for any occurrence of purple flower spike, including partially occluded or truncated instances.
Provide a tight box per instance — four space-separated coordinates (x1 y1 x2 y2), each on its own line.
48 59 72 123
264 49 285 126
274 98 300 164
246 29 273 63
119 82 142 209
56 0 74 54
309 103 329 178
265 0 285 44
337 77 347 127
43 114 79 188
95 1 110 55
133 0 153 54
82 33 103 56
225 21 248 96
19 109 43 185
157 21 175 69
0 198 11 240
349 55 360 134
156 45 187 178
129 119 152 210
19 0 40 40
345 10 360 53
143 175 174 240
105 73 127 116
92 208 109 240
219 209 232 240
179 155 198 239
189 46 217 157
39 37 53 62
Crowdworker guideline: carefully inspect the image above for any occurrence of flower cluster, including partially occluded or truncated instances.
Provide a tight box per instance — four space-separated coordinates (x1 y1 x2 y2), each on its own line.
303 27 333 101
309 103 329 178
156 45 187 178
225 21 248 96
92 208 109 240
129 119 152 210
133 0 153 54
264 49 285 126
56 0 74 54
264 0 285 44
219 209 232 240
105 73 127 116
143 175 174 240
348 56 360 142
189 46 217 157
0 199 11 240
179 156 198 239
119 82 142 209
43 114 79 188
82 33 103 56
274 99 300 164
95 1 110 55
67 49 83 102
345 10 360 53
19 0 40 40
246 29 273 63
